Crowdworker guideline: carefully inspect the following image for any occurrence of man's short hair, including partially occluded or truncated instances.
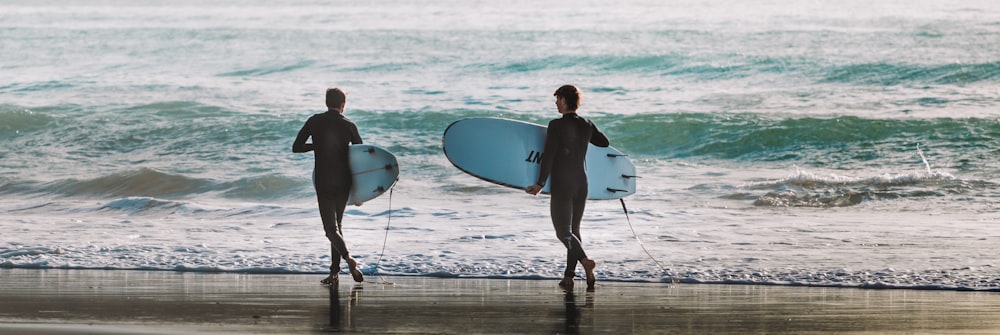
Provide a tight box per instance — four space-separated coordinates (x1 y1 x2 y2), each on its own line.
326 88 347 109
553 85 581 111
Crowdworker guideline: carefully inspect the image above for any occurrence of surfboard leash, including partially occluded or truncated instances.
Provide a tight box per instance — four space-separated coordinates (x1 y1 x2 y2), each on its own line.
372 186 395 285
619 198 668 274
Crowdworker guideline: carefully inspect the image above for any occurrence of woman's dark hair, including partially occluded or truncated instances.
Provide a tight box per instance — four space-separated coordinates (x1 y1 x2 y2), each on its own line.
553 85 581 111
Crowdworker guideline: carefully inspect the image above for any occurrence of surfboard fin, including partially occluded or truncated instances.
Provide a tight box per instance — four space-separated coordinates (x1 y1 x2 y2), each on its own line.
606 153 628 158
607 188 629 193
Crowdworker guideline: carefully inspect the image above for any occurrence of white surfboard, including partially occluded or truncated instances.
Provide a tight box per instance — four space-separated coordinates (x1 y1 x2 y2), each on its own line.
347 144 399 203
442 117 636 200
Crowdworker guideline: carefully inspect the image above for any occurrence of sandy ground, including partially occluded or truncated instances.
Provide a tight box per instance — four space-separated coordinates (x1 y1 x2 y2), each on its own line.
2 269 1000 334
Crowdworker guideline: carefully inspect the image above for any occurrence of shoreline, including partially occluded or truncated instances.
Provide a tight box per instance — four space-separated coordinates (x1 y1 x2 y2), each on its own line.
3 269 1000 334
2 265 998 292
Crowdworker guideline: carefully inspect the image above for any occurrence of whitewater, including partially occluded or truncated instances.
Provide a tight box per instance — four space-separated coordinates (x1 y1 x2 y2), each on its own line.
2 0 999 291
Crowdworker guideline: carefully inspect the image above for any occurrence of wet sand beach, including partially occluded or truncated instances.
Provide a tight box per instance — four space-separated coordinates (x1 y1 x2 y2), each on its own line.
1 269 999 334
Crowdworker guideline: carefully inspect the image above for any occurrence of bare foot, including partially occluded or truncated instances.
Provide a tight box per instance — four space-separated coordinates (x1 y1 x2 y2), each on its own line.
558 276 574 290
582 259 597 290
320 274 338 285
346 257 364 283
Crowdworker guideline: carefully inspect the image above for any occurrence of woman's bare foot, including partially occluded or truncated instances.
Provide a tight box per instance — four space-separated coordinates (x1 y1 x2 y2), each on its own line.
346 257 364 283
582 258 597 290
320 274 338 285
558 276 574 290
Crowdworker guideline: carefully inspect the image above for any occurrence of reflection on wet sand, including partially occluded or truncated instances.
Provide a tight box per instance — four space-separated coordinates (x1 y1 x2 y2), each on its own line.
2 270 1000 334
561 291 595 334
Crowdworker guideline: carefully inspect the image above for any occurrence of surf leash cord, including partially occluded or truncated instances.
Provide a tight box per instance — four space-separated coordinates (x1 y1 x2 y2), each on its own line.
372 186 395 285
619 198 668 274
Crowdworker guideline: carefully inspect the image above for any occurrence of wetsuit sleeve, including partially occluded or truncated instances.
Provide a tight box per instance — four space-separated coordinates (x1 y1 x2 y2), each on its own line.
589 120 610 148
535 120 559 187
292 116 315 153
349 121 363 145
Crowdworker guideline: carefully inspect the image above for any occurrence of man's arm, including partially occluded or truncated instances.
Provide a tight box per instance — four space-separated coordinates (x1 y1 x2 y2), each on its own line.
292 119 314 153
349 122 363 145
527 121 559 195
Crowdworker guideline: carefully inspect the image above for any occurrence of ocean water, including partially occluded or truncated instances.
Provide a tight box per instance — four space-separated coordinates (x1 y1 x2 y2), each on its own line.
2 0 999 291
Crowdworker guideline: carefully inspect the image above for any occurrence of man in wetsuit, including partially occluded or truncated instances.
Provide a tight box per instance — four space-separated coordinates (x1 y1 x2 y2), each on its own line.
526 84 610 290
293 87 365 284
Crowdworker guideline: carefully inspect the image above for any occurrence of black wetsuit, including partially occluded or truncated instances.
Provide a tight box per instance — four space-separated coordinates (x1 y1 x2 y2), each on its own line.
293 111 362 271
535 113 610 277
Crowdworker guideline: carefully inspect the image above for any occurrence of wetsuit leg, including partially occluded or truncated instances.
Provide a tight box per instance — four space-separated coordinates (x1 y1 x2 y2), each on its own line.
551 184 588 278
568 186 587 276
317 191 351 271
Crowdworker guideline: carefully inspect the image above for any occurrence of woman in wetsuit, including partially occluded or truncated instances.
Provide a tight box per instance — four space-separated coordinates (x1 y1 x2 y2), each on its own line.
526 85 610 290
293 87 365 284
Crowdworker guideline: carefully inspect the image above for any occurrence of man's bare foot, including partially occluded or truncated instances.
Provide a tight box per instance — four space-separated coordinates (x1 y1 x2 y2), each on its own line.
320 274 338 285
558 276 574 290
346 257 364 283
582 258 597 290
